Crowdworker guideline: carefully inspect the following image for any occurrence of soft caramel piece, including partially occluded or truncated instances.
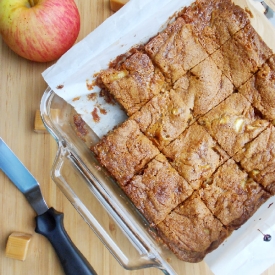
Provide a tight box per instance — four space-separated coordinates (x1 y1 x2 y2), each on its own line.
34 109 47 133
5 232 32 261
110 0 128 12
199 93 269 157
124 154 193 226
98 51 164 116
92 119 159 186
199 159 270 230
211 24 273 87
239 55 275 122
162 123 229 190
34 109 60 133
234 125 275 195
156 193 230 263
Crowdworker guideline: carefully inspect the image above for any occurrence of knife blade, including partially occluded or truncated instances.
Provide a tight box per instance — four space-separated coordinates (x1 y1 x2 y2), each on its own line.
0 138 97 275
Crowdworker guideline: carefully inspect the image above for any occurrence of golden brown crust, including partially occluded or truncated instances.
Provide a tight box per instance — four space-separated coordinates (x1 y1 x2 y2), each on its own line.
98 51 165 116
239 55 275 122
131 89 194 150
211 24 273 87
92 119 159 186
162 123 229 190
198 93 269 157
156 193 230 263
199 159 270 229
181 0 250 54
145 17 186 59
234 125 275 195
145 23 208 83
173 57 234 118
124 154 193 225
131 57 233 152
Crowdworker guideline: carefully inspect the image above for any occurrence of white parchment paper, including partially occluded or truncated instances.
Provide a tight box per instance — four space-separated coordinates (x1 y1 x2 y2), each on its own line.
42 1 275 274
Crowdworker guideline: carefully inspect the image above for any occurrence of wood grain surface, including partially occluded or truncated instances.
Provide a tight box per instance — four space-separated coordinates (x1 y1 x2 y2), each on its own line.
0 1 275 275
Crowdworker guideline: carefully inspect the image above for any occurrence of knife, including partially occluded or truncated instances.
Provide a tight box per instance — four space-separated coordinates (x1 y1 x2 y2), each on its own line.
0 138 97 275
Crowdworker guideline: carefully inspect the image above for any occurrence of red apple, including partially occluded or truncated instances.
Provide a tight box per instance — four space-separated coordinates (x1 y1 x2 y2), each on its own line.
0 0 80 62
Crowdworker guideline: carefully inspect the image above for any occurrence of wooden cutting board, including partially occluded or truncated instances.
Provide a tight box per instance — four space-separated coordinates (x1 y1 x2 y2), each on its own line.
0 1 274 275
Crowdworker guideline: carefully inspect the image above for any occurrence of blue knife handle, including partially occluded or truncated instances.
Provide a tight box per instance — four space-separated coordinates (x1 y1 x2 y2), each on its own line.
35 207 97 275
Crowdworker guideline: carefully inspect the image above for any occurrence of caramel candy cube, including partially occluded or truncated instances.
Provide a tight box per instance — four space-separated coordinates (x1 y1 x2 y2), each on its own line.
5 232 32 261
110 0 128 12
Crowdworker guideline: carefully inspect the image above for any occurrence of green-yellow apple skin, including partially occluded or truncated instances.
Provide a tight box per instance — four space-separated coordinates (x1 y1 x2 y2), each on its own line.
0 0 80 62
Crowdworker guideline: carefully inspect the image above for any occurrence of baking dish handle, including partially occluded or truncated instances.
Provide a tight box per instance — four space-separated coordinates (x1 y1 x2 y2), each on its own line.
50 142 165 272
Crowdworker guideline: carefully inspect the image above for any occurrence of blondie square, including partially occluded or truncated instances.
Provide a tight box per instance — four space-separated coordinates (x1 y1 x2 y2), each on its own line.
133 57 233 151
198 93 269 157
239 55 275 122
98 51 165 116
92 119 159 186
199 159 270 230
124 154 193 226
162 124 229 190
145 23 208 83
211 24 273 87
131 88 194 150
156 193 230 263
181 0 249 54
145 17 185 60
234 125 275 195
173 56 234 118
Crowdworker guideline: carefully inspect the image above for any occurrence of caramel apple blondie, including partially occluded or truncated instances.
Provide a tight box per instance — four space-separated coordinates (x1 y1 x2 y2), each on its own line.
98 50 165 116
92 119 159 186
124 153 193 226
162 123 229 190
234 125 275 195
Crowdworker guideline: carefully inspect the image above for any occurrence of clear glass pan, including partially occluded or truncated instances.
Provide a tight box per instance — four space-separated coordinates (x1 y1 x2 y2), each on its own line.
40 87 197 275
39 3 275 274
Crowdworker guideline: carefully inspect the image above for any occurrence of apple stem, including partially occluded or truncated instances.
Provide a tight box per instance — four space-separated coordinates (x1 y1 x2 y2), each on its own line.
29 0 35 7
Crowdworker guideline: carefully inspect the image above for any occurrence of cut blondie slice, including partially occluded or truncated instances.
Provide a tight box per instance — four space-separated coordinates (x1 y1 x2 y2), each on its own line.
181 0 250 54
98 51 165 116
173 56 234 118
234 125 275 195
132 57 233 150
145 17 185 59
124 154 193 226
145 23 208 83
162 123 229 190
239 55 275 122
211 24 273 87
131 88 194 150
199 159 270 230
198 93 269 157
92 119 159 186
156 193 230 263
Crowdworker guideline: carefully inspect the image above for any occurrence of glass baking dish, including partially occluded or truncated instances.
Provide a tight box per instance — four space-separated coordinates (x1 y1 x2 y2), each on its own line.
40 87 203 275
39 2 275 272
